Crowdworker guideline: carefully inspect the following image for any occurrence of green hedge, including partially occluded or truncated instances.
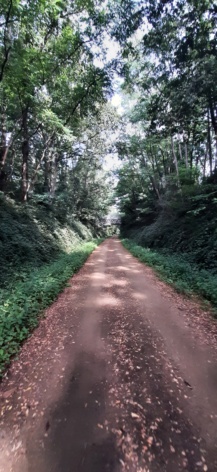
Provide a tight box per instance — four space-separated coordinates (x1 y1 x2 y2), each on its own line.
0 240 100 375
122 239 217 313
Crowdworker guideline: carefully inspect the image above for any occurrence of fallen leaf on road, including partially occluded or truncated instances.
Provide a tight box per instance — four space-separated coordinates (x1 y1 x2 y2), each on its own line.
1 388 16 399
147 437 153 446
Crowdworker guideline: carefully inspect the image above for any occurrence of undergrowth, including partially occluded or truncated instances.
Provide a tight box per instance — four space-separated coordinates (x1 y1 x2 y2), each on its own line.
0 240 101 376
122 239 217 313
0 195 93 290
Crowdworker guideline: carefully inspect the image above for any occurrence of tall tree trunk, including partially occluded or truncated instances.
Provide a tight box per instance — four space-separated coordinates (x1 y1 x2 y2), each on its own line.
171 135 180 187
0 0 13 82
0 107 8 191
203 139 209 177
149 175 161 199
43 149 51 193
209 101 217 168
178 142 183 162
148 150 161 199
207 109 212 176
7 147 15 183
159 147 167 175
184 141 188 168
21 107 29 202
50 153 58 197
190 124 196 169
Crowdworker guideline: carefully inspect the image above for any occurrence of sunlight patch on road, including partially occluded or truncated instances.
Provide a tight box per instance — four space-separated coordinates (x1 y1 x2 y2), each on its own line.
97 295 120 307
133 292 148 301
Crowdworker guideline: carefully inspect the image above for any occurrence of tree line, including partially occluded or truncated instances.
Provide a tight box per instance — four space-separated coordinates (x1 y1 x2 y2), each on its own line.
0 0 126 226
115 0 217 270
1 0 217 247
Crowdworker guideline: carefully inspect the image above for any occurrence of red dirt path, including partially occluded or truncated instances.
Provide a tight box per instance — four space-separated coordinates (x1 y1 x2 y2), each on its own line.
0 238 217 471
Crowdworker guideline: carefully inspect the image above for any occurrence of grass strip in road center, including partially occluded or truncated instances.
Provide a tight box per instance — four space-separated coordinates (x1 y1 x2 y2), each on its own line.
0 239 102 376
121 238 217 314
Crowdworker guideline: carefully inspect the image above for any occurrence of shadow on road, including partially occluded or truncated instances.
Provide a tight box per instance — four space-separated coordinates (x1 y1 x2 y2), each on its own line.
26 352 121 472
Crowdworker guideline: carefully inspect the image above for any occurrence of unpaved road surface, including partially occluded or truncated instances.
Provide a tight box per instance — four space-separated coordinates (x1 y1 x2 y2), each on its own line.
0 238 217 472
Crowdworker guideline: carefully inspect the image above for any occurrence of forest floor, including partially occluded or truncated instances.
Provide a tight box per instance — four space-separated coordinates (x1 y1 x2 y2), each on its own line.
0 238 217 472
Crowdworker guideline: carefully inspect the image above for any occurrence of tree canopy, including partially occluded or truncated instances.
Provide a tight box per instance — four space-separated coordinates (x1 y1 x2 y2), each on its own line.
110 0 217 272
0 0 120 227
0 0 217 242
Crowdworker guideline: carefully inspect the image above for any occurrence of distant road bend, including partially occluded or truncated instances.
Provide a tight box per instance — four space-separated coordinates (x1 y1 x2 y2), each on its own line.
0 238 217 472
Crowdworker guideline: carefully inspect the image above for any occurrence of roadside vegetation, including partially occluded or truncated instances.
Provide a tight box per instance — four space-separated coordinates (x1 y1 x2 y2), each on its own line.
114 1 217 310
0 239 100 375
122 239 217 313
0 195 103 374
0 234 101 375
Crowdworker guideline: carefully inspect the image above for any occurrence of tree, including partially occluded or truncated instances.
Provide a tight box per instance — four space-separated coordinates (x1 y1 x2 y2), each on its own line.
0 0 115 212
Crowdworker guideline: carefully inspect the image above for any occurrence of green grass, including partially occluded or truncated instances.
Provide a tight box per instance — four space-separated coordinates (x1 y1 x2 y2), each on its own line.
0 240 101 375
121 239 217 313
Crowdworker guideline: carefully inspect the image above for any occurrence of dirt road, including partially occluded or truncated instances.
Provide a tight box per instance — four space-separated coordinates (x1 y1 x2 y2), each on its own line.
1 238 217 471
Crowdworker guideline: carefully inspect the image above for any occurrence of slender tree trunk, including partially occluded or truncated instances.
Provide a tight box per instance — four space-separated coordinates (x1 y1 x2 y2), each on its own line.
209 102 217 168
7 147 15 183
43 149 51 193
0 96 21 190
0 108 8 191
184 141 188 168
214 131 217 169
148 150 161 199
159 147 167 175
178 142 183 162
0 0 13 83
203 139 208 177
207 109 212 175
171 135 180 186
190 124 196 169
149 175 161 199
50 153 58 197
21 107 29 202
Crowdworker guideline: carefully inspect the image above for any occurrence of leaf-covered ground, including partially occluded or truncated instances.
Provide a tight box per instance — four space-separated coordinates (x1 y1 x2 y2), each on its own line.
0 238 217 471
0 240 100 374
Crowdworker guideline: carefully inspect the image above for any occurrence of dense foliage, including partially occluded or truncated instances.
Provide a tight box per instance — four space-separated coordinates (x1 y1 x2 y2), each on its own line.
0 0 117 223
115 0 217 274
